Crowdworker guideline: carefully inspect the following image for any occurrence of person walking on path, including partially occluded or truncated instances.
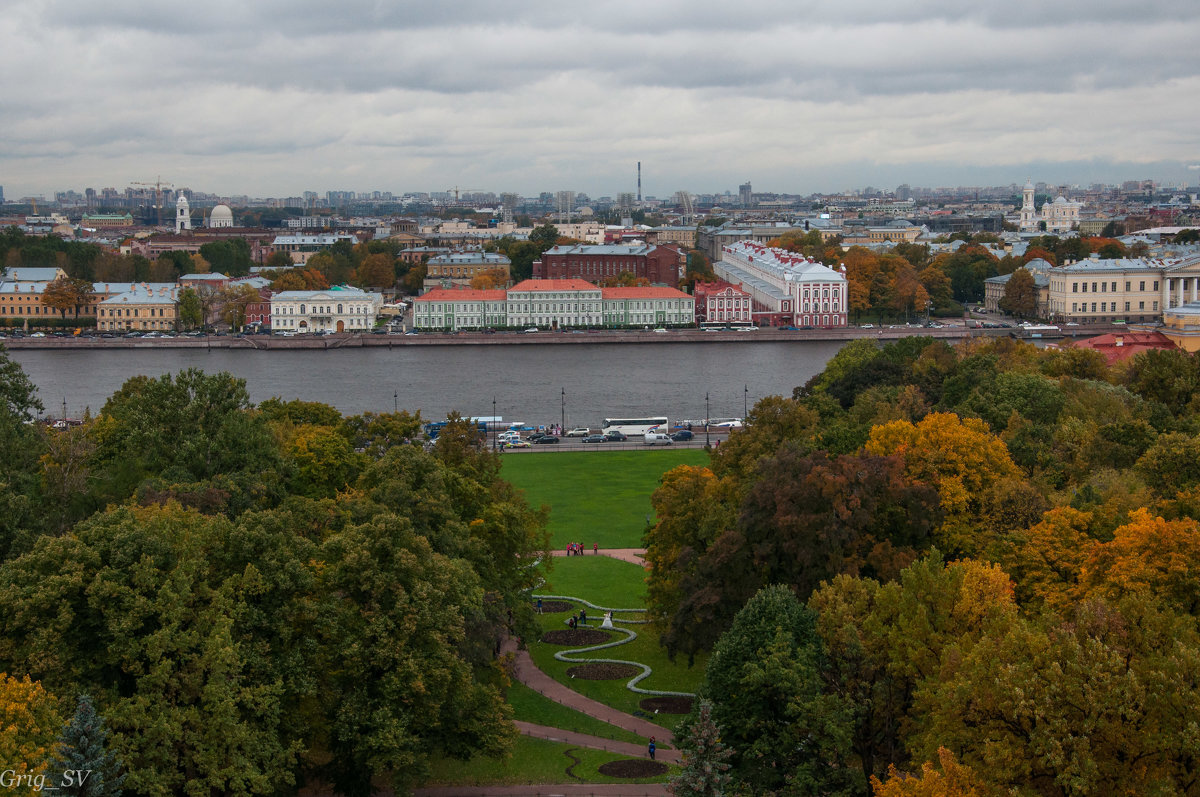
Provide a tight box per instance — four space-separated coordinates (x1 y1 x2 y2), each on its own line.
536 597 543 614
579 608 587 626
593 542 598 555
648 737 656 760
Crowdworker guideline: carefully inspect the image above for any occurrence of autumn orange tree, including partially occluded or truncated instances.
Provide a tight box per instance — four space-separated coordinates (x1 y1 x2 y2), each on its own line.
0 673 62 796
871 747 994 797
39 277 95 319
469 268 510 290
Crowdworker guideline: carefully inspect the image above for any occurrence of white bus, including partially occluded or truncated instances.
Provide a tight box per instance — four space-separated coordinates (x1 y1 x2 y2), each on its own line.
603 416 669 436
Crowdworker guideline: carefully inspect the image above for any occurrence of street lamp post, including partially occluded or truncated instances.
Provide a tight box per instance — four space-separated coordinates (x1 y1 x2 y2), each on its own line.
744 384 748 419
705 392 710 448
493 395 498 451
561 388 566 433
393 391 398 414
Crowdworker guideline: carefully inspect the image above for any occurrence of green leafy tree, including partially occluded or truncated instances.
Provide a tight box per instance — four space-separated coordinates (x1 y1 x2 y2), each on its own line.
48 695 126 797
176 287 203 330
264 250 293 270
215 283 261 330
692 585 860 796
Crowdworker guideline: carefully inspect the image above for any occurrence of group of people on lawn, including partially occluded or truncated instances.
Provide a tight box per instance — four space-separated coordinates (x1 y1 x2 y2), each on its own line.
565 542 597 556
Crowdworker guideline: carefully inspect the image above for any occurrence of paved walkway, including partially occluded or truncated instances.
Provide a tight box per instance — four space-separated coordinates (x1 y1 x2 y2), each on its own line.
415 785 667 796
505 639 677 755
551 548 647 566
515 722 676 763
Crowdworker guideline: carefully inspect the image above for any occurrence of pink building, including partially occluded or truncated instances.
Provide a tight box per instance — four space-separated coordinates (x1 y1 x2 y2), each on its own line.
694 280 752 325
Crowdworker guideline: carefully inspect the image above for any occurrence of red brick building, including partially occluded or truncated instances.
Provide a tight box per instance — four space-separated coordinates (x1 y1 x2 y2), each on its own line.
532 244 684 285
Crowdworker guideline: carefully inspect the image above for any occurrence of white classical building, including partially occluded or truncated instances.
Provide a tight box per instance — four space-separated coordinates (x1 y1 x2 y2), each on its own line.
209 204 235 228
1019 181 1083 234
715 241 848 327
1044 254 1200 324
176 195 192 233
270 287 383 333
413 279 694 331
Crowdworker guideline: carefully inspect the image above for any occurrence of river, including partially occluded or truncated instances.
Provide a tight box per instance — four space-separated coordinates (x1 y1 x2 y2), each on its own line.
9 341 846 427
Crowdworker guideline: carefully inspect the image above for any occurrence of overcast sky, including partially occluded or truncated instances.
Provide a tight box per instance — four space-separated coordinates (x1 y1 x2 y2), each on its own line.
3 0 1198 200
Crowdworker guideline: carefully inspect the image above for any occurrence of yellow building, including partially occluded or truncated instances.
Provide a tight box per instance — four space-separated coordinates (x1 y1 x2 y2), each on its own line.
96 284 179 331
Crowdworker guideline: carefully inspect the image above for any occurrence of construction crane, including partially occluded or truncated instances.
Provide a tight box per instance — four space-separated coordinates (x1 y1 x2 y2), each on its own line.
131 176 174 226
445 187 484 203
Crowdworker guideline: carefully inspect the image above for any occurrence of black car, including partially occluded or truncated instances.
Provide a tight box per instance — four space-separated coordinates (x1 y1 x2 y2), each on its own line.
582 434 607 443
533 435 560 444
671 430 694 442
603 431 627 442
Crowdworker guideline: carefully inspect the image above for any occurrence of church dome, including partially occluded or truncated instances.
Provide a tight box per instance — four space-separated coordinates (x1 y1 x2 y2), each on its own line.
210 204 234 228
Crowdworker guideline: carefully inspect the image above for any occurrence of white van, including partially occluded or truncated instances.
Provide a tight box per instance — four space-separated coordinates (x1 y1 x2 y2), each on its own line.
643 432 673 446
497 431 522 444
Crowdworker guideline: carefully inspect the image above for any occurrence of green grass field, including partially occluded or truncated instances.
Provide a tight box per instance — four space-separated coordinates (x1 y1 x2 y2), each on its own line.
502 449 709 548
507 681 645 744
532 556 709 733
422 735 676 787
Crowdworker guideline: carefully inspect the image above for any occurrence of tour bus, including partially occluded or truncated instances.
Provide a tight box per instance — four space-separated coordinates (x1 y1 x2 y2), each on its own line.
602 416 669 436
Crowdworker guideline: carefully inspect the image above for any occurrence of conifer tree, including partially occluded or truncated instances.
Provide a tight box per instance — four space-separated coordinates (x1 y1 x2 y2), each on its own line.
48 695 125 797
668 699 733 797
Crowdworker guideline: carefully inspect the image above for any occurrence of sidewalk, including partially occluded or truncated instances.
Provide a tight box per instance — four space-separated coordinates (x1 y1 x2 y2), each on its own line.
504 640 677 756
551 548 647 566
515 721 677 763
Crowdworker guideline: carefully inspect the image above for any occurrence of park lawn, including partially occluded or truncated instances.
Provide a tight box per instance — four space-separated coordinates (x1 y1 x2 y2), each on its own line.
422 736 674 787
502 449 709 549
540 553 650 609
531 556 709 734
506 681 645 745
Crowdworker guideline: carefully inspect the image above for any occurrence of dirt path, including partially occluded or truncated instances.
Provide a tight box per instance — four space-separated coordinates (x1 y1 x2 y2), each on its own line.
551 548 647 565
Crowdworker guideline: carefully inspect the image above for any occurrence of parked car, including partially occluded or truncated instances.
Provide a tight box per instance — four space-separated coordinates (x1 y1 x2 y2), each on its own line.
582 434 607 443
503 440 532 449
565 427 591 437
603 431 627 442
644 432 673 446
653 327 668 333
671 430 694 441
524 327 539 333
533 435 560 444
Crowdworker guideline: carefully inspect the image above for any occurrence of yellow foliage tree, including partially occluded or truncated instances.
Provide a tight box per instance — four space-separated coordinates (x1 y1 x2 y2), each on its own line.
470 268 510 290
864 412 1022 555
871 747 994 797
0 674 62 796
1082 508 1200 615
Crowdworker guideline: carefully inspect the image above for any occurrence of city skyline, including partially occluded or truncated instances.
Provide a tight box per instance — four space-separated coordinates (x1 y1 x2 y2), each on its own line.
4 1 1199 199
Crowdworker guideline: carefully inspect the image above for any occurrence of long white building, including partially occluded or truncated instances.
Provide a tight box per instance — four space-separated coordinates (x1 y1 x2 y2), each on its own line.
414 279 694 331
270 287 382 333
715 241 848 327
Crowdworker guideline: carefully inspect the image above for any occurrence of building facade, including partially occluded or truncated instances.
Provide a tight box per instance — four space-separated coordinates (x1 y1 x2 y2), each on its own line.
423 251 511 289
270 287 382 333
1019 181 1083 233
412 279 694 331
693 280 753 324
532 244 684 285
714 241 848 327
96 284 179 331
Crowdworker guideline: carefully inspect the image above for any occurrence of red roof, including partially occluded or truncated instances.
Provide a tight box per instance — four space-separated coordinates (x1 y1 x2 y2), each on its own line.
415 287 506 302
601 286 692 299
509 279 599 292
1065 331 1176 364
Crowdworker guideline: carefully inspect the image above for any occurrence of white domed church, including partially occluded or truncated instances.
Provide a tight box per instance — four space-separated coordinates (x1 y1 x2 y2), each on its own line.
209 204 235 228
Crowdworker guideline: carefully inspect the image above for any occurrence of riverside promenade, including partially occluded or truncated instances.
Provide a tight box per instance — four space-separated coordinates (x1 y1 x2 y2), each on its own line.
0 322 1086 351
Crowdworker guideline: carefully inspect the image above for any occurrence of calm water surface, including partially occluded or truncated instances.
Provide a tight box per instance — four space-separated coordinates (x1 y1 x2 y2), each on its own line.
11 341 845 428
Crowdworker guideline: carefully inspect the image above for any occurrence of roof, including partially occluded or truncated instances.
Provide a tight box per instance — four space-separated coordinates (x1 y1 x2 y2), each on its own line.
180 272 229 281
601 287 693 300
427 252 511 265
509 279 600 293
271 288 375 301
415 287 507 302
542 244 654 257
1059 256 1179 273
3 267 64 282
98 284 179 305
0 281 48 295
1066 331 1176 364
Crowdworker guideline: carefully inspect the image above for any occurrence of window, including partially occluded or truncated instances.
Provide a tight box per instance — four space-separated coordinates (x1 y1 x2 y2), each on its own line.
1101 283 1106 293
1091 303 1096 312
1092 283 1097 292
1154 281 1159 290
1125 302 1130 311
1126 282 1131 291
1081 283 1087 293
1072 283 1078 293
1139 301 1145 310
1140 281 1146 291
